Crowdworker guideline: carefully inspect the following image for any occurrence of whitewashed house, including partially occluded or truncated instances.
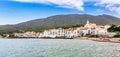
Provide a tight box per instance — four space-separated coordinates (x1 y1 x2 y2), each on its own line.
82 20 111 36
43 28 65 38
64 28 81 38
43 30 51 37
65 28 74 38
14 31 43 38
107 32 116 37
14 20 112 38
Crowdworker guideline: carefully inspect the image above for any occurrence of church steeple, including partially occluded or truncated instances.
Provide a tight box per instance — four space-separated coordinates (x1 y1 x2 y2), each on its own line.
87 20 89 24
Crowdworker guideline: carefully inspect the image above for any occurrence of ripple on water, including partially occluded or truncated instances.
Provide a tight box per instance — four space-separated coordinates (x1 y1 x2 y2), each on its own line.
0 39 120 57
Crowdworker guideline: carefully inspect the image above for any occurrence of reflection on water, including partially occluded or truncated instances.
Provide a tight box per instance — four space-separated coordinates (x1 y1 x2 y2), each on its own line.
0 39 120 57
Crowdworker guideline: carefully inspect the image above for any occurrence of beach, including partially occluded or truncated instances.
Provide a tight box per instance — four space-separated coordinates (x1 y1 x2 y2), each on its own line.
1 37 120 43
75 37 120 43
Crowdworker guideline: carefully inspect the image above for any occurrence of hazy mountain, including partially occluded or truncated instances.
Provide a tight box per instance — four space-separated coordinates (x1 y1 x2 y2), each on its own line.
0 14 120 32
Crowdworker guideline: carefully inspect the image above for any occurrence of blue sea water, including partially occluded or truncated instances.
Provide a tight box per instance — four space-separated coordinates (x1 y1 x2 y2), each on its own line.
0 39 120 57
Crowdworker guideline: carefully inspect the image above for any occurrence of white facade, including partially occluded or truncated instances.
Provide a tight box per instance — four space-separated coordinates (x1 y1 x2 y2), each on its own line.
43 28 65 38
14 20 112 38
14 32 43 38
107 32 116 37
83 20 111 37
41 20 111 38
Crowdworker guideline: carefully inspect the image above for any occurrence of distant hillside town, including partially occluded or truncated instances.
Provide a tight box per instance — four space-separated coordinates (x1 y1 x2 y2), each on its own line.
13 20 116 38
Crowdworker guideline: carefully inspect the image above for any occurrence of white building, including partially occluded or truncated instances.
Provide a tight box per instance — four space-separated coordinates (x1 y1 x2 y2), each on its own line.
83 20 111 37
65 28 76 38
107 32 116 37
0 35 2 38
14 31 43 38
43 28 65 38
14 20 113 38
42 20 112 38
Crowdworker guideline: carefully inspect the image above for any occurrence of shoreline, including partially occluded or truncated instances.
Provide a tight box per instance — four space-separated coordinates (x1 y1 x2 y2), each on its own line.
74 37 120 43
1 37 120 43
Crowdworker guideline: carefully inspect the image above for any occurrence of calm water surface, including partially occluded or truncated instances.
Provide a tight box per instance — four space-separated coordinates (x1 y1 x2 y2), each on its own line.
0 39 120 57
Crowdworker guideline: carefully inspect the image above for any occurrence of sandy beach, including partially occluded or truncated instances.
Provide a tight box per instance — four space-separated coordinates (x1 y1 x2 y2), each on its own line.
75 37 120 43
1 37 120 43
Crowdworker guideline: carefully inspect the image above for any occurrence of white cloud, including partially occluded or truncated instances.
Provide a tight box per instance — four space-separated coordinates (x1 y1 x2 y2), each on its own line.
83 0 120 14
94 0 120 14
12 0 120 14
97 9 104 13
97 0 120 5
108 6 120 14
13 0 84 11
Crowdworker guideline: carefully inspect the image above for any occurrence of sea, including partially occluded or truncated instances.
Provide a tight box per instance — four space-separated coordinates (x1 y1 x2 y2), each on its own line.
0 39 120 57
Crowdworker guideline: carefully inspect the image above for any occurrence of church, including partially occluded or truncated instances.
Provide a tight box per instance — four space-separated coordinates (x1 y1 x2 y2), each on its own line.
42 20 112 38
14 20 113 38
80 20 111 36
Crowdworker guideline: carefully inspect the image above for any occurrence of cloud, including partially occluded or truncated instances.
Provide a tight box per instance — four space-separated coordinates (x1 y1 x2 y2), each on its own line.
12 0 120 14
97 9 104 13
94 0 120 14
13 0 84 11
84 0 120 14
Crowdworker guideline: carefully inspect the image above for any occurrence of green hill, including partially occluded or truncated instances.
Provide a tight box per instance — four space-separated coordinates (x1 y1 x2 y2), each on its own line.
0 14 120 33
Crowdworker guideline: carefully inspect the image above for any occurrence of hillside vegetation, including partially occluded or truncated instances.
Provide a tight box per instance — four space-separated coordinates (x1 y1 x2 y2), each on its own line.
0 14 120 35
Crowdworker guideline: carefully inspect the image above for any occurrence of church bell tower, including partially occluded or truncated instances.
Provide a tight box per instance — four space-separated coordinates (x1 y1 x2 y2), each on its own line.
87 20 89 24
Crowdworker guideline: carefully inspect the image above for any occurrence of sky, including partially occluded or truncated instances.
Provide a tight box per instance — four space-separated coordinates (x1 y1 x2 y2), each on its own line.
0 0 120 25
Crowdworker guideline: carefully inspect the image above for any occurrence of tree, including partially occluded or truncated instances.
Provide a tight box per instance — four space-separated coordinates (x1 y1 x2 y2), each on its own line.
108 25 120 32
114 32 120 37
